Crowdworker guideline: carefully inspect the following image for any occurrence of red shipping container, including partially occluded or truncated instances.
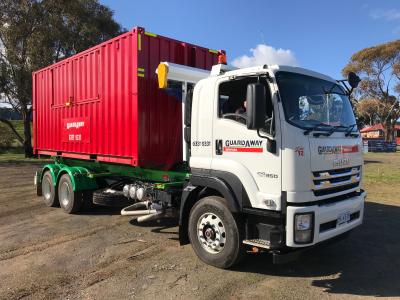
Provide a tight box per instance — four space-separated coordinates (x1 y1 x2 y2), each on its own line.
33 27 220 170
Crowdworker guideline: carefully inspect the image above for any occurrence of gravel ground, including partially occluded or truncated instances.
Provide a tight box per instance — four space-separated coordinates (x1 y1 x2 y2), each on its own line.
0 161 399 300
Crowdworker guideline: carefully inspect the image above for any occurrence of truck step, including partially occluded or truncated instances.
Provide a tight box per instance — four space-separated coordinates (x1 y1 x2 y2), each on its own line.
243 239 271 249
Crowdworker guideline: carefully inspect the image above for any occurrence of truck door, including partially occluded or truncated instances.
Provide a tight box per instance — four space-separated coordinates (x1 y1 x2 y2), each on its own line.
211 76 282 211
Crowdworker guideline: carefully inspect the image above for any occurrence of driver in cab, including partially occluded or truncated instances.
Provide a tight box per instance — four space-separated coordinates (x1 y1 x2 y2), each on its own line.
235 100 247 124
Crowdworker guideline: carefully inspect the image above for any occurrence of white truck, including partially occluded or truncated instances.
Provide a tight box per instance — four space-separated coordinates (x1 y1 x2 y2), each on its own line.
35 51 366 269
153 59 365 268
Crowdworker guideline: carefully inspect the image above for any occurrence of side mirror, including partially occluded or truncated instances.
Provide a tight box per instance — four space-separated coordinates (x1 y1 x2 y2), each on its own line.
348 72 361 89
246 83 266 130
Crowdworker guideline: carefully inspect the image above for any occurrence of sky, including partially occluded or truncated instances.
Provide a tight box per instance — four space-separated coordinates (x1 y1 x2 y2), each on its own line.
100 0 400 79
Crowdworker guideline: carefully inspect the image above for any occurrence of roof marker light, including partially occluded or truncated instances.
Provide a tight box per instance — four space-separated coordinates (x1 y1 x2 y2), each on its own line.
218 51 227 65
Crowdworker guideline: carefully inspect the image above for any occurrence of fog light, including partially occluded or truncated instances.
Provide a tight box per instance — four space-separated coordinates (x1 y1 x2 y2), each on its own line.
295 230 312 243
294 213 314 244
264 199 276 209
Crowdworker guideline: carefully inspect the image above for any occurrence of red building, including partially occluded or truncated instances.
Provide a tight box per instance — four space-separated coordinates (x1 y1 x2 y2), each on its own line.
360 124 400 145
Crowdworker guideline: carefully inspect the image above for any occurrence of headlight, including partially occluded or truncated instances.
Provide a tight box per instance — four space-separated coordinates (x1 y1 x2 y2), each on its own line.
295 214 312 230
294 213 314 244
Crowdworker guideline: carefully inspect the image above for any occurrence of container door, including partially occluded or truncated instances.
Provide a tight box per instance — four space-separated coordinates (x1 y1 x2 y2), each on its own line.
73 49 101 104
52 61 73 107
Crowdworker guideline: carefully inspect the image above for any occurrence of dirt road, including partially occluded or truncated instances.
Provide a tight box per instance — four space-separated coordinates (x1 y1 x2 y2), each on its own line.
1 161 400 300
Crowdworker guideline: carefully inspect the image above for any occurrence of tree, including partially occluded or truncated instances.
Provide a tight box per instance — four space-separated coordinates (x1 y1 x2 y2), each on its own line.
355 98 380 126
0 121 18 148
342 40 400 142
0 0 122 156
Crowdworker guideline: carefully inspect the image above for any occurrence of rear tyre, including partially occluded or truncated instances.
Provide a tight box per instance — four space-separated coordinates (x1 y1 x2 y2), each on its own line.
188 196 245 269
41 171 59 207
58 174 83 214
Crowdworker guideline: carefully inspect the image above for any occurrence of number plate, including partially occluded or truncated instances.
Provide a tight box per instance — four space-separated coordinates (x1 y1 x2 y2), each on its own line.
333 157 350 168
337 211 351 225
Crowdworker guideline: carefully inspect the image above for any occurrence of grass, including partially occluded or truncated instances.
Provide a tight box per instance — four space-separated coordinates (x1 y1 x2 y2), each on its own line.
363 152 400 205
11 120 25 138
0 120 27 147
0 148 50 163
363 153 400 184
0 149 398 204
0 120 36 161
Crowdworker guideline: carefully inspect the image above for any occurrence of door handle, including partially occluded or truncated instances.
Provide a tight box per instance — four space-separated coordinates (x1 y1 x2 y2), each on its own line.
215 139 223 155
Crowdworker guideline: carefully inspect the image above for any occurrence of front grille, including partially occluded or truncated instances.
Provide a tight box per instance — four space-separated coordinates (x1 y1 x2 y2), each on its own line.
312 166 361 197
286 190 363 207
314 182 359 196
350 211 360 221
313 167 353 177
320 220 337 232
319 211 361 233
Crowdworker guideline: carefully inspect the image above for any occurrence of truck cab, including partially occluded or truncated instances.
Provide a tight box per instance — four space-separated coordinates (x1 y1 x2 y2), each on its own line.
175 63 366 267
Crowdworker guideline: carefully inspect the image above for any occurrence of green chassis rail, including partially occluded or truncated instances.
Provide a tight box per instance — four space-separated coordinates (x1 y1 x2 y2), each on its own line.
35 157 189 192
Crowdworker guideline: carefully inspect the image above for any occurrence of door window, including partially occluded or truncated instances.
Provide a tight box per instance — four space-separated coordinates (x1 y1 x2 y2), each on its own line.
218 77 274 134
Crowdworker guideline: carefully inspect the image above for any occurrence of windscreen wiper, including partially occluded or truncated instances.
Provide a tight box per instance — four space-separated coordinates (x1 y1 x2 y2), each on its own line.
303 123 332 135
345 124 358 137
314 125 348 137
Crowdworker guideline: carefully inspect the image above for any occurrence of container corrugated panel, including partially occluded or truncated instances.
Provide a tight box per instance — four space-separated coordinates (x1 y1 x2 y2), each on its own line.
33 27 219 170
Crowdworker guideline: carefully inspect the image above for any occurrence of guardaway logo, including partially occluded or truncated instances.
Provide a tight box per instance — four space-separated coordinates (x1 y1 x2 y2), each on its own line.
66 121 85 130
223 140 263 153
318 145 359 155
62 117 90 143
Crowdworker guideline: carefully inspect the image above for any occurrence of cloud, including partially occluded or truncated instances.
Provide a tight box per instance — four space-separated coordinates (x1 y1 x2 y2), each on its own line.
231 44 298 68
370 9 400 21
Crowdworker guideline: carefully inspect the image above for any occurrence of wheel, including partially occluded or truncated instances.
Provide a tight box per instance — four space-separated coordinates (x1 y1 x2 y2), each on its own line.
93 189 134 207
58 174 83 214
41 171 59 207
188 196 245 269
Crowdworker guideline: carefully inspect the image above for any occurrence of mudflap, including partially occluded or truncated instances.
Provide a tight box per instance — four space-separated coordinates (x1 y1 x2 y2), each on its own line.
35 170 43 196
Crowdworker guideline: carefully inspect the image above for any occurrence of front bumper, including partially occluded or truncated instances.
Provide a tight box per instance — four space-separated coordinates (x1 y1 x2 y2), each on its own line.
285 190 366 247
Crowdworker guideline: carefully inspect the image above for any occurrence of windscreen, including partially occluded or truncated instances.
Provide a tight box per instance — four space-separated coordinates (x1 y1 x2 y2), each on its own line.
276 71 357 131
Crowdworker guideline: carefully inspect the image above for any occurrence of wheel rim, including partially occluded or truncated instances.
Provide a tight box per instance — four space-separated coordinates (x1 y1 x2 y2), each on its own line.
59 181 71 207
197 213 226 254
42 177 52 201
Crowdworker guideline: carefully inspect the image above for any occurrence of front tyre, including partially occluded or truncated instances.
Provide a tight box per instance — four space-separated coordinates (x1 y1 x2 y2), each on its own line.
58 174 83 214
188 196 244 269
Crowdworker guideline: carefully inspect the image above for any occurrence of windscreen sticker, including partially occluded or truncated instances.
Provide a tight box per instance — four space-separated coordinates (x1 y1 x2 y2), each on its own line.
295 146 304 157
223 140 263 153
